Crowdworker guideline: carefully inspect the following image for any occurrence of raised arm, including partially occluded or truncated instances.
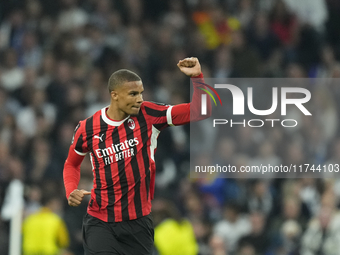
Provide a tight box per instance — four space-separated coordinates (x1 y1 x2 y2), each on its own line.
169 57 212 126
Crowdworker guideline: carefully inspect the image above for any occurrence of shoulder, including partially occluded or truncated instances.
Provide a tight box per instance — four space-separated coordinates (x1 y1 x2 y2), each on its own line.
140 101 171 118
141 101 171 111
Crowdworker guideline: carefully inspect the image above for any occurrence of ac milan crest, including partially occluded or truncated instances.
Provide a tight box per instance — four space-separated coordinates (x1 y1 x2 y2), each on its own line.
127 118 135 130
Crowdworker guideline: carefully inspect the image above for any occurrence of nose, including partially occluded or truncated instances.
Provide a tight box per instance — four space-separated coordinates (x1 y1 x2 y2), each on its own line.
137 94 143 103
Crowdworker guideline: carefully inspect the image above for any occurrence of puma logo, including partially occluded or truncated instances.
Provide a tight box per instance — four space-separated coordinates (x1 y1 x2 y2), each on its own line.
94 134 104 142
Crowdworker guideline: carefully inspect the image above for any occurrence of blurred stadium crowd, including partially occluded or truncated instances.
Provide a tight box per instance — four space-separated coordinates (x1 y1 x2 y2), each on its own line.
0 0 340 254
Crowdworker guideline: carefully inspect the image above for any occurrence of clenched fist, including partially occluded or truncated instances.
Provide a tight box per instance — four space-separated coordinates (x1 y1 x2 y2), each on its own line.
68 189 91 206
177 57 202 77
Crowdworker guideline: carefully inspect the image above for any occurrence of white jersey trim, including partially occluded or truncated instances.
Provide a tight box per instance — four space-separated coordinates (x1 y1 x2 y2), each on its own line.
166 106 174 126
150 125 161 161
101 107 130 126
74 149 87 156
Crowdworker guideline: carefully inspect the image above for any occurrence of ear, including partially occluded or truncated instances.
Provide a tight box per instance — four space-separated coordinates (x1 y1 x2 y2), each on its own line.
111 91 118 101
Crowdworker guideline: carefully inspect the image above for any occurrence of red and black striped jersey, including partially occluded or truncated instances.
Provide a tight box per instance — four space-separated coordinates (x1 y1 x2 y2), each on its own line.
70 102 181 222
64 74 211 222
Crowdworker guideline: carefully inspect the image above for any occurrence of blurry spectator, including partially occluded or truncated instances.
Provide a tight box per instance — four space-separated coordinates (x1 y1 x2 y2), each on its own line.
0 87 21 126
0 48 25 91
213 46 234 78
286 62 307 78
263 48 285 77
16 89 56 138
247 180 273 216
269 0 299 47
0 9 25 50
283 140 306 167
13 67 37 106
270 196 307 238
214 136 236 166
213 203 251 253
24 184 42 218
105 11 125 52
283 0 328 33
19 31 42 68
1 156 25 220
247 12 280 61
250 140 281 176
236 243 256 255
123 26 149 73
239 212 270 255
268 219 302 255
0 113 15 146
58 0 88 32
22 193 70 255
11 128 30 161
301 205 340 255
0 143 11 182
46 60 73 115
25 0 43 31
36 52 56 89
230 30 261 77
183 190 211 221
236 0 255 28
192 219 211 255
280 220 302 255
26 138 62 183
84 68 106 105
192 5 241 49
89 0 112 31
310 87 338 143
315 45 340 78
209 234 229 255
298 178 321 217
235 126 259 157
154 200 198 255
162 0 187 30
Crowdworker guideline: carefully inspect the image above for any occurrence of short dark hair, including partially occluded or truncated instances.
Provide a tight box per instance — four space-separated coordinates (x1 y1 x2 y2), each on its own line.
108 69 141 92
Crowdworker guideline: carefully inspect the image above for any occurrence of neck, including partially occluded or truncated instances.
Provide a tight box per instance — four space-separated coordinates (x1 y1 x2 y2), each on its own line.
106 104 128 121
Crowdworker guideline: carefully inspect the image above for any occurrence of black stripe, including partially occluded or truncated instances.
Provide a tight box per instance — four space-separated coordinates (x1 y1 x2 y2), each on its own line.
138 113 151 200
86 117 101 209
111 127 130 221
124 121 143 218
98 117 115 222
153 123 167 130
144 106 167 117
75 133 84 153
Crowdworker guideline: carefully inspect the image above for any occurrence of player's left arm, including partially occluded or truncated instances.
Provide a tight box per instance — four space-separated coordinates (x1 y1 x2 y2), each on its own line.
169 57 212 126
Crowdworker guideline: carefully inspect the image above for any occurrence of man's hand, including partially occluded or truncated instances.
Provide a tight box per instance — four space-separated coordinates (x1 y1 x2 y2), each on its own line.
177 57 201 77
68 189 91 207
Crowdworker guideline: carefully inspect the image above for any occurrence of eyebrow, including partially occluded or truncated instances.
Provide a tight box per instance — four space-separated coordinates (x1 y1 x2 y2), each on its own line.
129 90 144 93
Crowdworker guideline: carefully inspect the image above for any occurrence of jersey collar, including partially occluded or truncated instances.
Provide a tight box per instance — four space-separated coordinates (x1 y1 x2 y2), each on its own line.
101 107 130 126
